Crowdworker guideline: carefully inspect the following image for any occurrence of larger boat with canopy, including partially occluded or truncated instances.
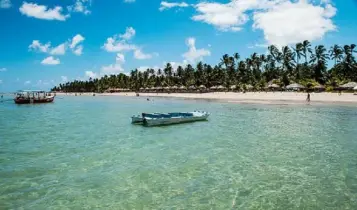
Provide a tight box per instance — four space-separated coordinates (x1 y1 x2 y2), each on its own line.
14 90 55 104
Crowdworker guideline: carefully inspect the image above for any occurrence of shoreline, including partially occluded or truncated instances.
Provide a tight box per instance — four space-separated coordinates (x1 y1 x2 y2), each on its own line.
56 92 357 105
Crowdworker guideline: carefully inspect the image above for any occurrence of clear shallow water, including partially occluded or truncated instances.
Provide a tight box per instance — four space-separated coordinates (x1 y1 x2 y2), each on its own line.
1 96 357 209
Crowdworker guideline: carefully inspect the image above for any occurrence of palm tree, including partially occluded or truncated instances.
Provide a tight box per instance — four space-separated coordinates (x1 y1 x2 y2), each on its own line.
53 40 356 93
293 43 303 66
302 40 312 64
329 45 343 65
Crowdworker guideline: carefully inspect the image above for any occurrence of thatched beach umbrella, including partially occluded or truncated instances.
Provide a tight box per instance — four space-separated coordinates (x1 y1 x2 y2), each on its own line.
199 85 206 89
268 84 280 88
313 84 325 90
189 85 196 89
246 84 253 90
340 82 357 89
286 83 305 90
210 86 217 90
230 85 237 90
171 86 178 89
217 85 225 89
354 86 357 90
179 86 186 90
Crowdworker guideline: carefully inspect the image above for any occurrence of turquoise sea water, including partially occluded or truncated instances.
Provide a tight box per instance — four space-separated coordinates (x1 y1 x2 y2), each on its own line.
1 96 357 209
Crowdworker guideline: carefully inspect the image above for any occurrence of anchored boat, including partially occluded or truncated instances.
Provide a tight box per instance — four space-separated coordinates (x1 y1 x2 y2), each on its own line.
131 111 209 126
14 90 55 104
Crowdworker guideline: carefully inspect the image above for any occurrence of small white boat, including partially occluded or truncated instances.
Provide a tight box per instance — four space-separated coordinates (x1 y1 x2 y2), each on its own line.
131 111 209 126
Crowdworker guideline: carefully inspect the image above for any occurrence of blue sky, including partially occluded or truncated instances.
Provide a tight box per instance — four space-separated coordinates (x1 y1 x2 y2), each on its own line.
0 0 356 91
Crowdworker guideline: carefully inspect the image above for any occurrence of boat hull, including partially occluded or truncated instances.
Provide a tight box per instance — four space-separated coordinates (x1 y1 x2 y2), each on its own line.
143 115 208 127
131 116 144 124
14 97 54 104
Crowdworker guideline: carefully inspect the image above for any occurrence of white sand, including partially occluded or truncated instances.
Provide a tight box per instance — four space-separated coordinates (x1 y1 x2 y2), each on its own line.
57 91 357 104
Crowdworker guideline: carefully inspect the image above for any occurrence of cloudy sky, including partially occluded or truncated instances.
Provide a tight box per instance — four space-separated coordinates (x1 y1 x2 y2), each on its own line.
0 0 356 91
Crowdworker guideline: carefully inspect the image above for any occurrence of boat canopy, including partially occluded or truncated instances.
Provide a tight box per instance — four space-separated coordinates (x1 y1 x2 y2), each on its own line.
17 90 47 93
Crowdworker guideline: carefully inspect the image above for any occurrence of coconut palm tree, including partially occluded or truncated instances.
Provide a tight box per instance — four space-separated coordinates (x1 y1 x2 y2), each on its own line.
329 45 343 65
302 40 312 64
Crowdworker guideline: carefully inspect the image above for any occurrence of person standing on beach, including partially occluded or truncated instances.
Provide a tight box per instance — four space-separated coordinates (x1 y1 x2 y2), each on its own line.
306 93 311 102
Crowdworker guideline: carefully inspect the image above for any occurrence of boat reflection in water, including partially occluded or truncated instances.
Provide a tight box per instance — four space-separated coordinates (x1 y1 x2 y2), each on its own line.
14 90 55 104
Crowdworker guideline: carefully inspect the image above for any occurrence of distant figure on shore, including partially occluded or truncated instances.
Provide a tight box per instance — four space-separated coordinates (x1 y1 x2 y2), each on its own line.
136 93 139 97
306 93 311 102
339 90 342 96
147 98 150 101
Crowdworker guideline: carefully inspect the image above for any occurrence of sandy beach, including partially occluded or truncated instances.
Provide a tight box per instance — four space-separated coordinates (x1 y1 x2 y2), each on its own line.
57 92 357 104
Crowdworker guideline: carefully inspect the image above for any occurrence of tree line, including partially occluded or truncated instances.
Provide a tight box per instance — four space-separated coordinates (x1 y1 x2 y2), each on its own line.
52 41 357 92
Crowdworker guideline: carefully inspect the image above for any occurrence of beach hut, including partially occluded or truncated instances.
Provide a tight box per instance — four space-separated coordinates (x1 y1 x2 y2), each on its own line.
216 85 225 92
313 84 325 92
178 85 186 93
268 84 280 91
246 84 254 90
340 82 357 90
268 84 280 88
286 83 305 91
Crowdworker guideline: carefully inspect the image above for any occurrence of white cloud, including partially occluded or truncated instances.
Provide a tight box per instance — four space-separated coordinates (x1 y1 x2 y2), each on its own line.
137 66 161 72
100 53 126 75
41 56 60 65
253 0 337 46
124 0 136 3
69 34 85 55
102 27 137 53
101 64 124 75
190 0 336 44
191 0 259 32
19 2 69 21
73 46 83 55
70 34 85 49
0 0 11 9
134 49 153 60
119 27 136 40
116 53 125 63
159 1 189 11
50 43 66 55
24 80 31 85
29 40 50 53
103 27 155 61
182 37 210 63
85 71 97 78
68 0 91 15
0 67 7 72
61 76 68 82
103 37 137 52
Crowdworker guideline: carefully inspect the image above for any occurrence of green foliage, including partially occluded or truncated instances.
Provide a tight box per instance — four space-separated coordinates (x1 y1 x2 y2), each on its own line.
52 41 357 92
